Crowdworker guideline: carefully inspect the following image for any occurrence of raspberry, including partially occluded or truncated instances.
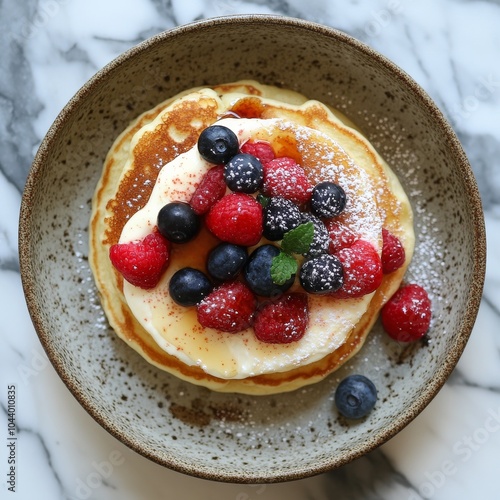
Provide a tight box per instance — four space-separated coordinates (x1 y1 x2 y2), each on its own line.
254 293 309 344
197 281 256 333
109 231 170 289
240 140 275 164
262 157 313 205
330 240 383 299
326 219 358 254
189 165 226 215
381 228 406 274
381 284 431 342
205 193 263 246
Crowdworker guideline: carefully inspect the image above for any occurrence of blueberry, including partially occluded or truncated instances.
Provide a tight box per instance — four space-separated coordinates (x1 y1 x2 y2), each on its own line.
169 267 213 306
197 125 239 164
243 244 294 297
310 181 347 218
224 153 264 193
157 202 200 243
207 243 247 281
263 197 302 241
334 374 377 419
300 254 343 294
301 213 330 256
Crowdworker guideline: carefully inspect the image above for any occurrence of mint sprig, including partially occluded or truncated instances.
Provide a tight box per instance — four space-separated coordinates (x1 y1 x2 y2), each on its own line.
281 222 315 255
270 222 315 285
256 194 270 208
270 252 298 286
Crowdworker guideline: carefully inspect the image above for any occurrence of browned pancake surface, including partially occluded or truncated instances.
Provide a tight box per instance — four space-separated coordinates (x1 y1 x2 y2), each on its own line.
90 81 413 394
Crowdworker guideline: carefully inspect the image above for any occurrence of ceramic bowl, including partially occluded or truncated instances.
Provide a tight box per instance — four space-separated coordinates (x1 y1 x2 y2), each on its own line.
19 15 486 482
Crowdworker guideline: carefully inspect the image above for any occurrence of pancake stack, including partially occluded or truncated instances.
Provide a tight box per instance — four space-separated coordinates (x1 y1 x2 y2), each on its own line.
90 81 414 394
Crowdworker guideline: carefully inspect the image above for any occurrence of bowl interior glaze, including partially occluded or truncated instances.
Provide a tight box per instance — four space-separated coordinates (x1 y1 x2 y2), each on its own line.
19 15 486 482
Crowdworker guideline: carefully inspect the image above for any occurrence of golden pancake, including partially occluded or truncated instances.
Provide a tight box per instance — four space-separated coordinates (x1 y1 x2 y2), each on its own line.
90 81 414 394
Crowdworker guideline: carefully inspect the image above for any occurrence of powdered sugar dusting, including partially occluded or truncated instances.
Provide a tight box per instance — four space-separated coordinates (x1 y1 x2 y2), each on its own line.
352 105 446 305
122 114 410 381
278 120 383 249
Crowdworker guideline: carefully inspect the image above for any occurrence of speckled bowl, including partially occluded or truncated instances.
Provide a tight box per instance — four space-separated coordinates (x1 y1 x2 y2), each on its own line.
19 15 486 482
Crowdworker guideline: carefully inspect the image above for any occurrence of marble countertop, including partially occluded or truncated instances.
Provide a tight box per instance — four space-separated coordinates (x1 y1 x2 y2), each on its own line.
1 1 499 499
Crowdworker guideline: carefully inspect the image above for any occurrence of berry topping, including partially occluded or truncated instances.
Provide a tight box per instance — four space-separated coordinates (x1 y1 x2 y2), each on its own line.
109 232 170 289
381 228 406 274
300 254 344 294
270 223 315 286
331 240 383 298
157 202 201 243
254 293 309 344
197 281 256 333
310 181 347 218
240 140 275 164
224 153 264 193
270 251 298 286
168 267 213 306
189 165 226 215
300 213 330 256
262 196 302 241
326 219 358 254
197 125 239 164
334 374 377 419
205 193 263 246
381 283 431 342
244 244 295 297
262 157 313 205
280 221 315 255
206 243 248 282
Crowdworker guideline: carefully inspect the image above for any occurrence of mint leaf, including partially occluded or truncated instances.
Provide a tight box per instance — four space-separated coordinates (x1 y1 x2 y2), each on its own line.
256 194 270 208
281 221 314 255
271 252 298 285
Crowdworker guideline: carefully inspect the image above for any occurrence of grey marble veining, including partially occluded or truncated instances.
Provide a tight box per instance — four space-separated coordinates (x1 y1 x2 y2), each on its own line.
1 0 499 499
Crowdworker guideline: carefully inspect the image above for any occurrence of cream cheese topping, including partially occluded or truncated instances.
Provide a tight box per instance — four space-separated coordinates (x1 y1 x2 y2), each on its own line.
119 117 383 379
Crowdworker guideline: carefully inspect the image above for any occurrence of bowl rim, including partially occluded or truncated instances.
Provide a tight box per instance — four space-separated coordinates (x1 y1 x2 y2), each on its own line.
18 14 487 483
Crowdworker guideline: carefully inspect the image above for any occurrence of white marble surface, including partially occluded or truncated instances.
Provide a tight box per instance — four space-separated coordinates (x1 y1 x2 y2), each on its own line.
1 1 499 499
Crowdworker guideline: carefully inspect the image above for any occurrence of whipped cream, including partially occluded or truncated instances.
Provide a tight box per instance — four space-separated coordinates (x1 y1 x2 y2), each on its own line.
119 117 383 379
